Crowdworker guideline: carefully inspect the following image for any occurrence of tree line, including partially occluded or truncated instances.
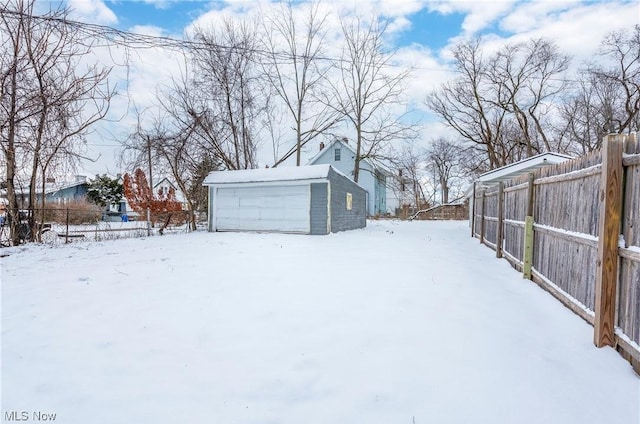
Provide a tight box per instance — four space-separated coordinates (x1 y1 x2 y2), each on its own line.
1 0 638 243
1 0 415 242
401 24 639 207
121 3 418 228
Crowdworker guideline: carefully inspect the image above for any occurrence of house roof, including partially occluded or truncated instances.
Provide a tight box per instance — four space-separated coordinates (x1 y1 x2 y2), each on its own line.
152 176 179 190
307 139 392 176
476 152 573 185
1 179 88 196
46 179 88 195
152 177 186 203
204 164 335 185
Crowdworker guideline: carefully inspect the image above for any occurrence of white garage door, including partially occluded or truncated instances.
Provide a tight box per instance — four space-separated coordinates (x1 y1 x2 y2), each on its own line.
215 185 310 233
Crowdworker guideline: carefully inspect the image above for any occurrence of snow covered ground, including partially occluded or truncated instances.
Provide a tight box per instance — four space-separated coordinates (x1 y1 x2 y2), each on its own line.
2 220 638 423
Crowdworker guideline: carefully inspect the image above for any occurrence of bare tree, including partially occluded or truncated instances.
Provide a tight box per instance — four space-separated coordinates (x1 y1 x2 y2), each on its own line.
425 138 469 204
389 145 430 213
426 38 510 170
189 19 264 170
0 0 113 244
489 38 570 154
328 15 415 182
557 71 617 155
129 102 219 230
261 1 340 166
0 0 32 245
120 65 231 230
588 24 640 134
555 25 639 154
427 37 570 171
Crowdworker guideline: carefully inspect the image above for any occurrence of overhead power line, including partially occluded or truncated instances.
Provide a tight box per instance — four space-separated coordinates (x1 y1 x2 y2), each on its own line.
0 6 592 83
0 5 456 73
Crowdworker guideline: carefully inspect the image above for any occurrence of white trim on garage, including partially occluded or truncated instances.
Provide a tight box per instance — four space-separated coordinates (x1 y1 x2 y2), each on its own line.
213 184 312 234
326 180 331 234
209 178 322 234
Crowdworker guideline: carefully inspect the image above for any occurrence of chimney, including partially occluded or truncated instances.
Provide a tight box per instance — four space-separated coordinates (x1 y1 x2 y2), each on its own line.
45 177 55 183
319 142 325 151
342 137 348 144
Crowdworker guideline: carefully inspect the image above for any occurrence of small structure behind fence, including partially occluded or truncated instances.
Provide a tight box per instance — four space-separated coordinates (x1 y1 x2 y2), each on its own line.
472 133 640 373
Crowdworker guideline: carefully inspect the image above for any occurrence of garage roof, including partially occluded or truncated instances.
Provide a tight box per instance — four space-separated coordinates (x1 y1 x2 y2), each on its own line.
464 152 573 198
204 164 336 185
475 152 573 185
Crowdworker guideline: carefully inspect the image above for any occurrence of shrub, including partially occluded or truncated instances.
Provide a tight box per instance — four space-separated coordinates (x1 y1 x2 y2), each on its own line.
37 200 102 225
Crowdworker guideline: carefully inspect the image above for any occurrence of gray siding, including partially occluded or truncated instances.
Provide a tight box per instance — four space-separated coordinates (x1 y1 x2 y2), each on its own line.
310 183 328 235
328 168 366 232
205 166 365 235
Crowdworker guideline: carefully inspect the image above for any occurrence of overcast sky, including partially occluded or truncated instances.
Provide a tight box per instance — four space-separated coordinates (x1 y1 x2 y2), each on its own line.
49 0 639 177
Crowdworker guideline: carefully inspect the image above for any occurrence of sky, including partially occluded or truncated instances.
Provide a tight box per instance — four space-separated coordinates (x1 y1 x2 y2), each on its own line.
40 0 640 178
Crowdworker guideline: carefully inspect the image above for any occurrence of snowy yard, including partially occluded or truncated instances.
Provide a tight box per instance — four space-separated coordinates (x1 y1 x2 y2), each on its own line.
1 220 638 424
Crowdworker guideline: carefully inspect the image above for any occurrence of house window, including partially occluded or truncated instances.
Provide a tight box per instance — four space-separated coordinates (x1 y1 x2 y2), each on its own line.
346 193 352 210
334 148 341 161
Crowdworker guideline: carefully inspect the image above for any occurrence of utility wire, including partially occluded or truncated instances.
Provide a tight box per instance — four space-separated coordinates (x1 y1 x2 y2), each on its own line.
0 5 455 73
0 6 591 84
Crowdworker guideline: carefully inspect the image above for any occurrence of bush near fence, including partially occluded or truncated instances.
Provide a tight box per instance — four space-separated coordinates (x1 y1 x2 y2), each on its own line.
472 133 640 374
37 200 102 225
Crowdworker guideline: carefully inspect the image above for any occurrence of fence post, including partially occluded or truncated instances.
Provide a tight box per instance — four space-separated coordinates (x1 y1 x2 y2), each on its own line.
146 207 151 237
480 189 486 244
65 207 69 244
523 173 535 279
594 134 623 348
471 182 476 237
496 182 504 258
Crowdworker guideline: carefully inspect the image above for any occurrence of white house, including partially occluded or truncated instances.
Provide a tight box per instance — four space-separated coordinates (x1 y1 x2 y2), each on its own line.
307 138 393 216
153 177 186 207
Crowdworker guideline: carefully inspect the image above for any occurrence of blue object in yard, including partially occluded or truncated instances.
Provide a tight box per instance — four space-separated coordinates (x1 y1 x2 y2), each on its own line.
121 214 128 222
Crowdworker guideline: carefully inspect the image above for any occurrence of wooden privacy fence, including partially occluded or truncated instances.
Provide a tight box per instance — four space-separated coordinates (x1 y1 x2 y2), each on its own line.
472 134 640 373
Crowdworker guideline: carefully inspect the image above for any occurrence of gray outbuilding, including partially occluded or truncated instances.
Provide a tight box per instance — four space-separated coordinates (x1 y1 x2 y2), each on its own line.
203 164 366 235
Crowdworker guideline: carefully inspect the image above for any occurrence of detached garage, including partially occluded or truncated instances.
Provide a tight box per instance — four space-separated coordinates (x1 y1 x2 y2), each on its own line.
203 164 366 235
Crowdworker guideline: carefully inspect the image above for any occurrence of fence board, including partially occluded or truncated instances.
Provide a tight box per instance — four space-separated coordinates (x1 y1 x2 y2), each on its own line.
534 171 600 235
472 133 640 372
533 231 597 311
618 258 640 346
622 153 640 167
482 191 499 246
619 135 640 347
534 164 601 185
532 269 595 325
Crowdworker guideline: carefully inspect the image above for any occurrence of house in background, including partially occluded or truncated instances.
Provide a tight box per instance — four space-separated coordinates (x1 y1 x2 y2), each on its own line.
1 175 90 208
307 138 391 216
112 175 187 221
153 177 186 208
44 175 89 204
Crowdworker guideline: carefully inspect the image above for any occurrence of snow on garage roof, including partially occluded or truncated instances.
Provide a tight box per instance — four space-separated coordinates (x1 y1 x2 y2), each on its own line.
203 164 335 185
476 152 573 184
